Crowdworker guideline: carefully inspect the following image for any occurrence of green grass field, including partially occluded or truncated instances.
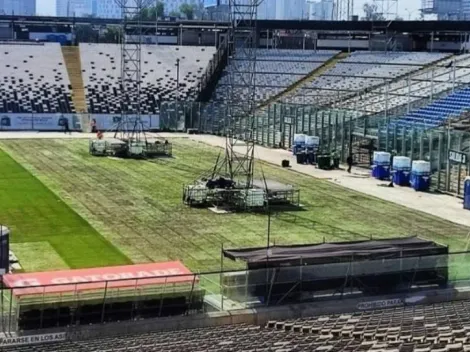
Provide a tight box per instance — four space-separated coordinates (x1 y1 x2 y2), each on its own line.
0 138 469 273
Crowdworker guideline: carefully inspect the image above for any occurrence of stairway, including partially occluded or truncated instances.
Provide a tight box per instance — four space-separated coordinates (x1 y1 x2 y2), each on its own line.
62 46 88 131
257 52 349 110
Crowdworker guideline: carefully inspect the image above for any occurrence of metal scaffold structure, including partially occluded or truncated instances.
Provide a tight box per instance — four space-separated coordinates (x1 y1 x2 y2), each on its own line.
183 0 299 212
90 0 172 158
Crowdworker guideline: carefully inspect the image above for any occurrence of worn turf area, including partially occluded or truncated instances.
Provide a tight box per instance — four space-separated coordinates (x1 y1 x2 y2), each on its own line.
1 138 469 272
0 148 130 270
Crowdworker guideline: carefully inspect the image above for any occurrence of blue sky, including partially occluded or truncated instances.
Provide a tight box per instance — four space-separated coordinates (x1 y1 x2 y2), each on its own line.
35 0 422 19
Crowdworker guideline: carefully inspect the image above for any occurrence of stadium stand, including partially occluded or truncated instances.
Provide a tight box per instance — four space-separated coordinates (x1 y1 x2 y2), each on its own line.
203 49 338 132
79 43 216 114
8 299 470 351
283 51 450 106
390 87 470 130
211 49 339 104
0 42 74 114
334 54 470 117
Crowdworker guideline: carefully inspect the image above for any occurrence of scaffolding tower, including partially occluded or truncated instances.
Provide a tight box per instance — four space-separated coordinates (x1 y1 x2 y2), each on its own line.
115 0 147 142
183 0 300 211
89 0 172 158
222 0 260 189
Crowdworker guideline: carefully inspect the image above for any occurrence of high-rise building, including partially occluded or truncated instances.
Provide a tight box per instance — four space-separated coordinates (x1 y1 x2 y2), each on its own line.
275 0 308 19
0 0 35 15
421 0 463 19
308 0 333 20
56 0 94 17
97 0 126 18
257 0 277 19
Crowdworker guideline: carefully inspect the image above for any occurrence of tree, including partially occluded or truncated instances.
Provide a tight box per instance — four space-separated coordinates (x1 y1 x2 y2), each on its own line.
362 3 386 21
135 3 164 21
419 10 425 20
155 1 164 17
100 26 122 43
194 2 207 19
74 24 98 43
394 15 404 20
169 10 180 17
179 3 196 20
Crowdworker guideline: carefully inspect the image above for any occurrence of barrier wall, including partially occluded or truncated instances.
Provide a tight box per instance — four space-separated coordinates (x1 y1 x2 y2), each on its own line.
91 114 160 131
0 114 160 132
0 114 81 131
0 250 468 334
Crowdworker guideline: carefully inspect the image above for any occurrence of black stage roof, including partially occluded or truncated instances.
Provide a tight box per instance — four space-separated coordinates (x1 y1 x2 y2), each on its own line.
2 15 470 33
223 236 447 265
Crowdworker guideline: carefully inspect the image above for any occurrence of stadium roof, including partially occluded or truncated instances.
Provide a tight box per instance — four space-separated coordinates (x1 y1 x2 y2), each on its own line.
2 15 470 33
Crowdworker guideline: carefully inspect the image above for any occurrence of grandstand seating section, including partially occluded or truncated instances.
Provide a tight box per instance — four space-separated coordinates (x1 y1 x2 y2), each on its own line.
9 299 470 351
79 43 216 114
211 49 339 104
391 87 470 130
334 54 470 117
0 43 74 114
1 43 469 132
284 51 449 106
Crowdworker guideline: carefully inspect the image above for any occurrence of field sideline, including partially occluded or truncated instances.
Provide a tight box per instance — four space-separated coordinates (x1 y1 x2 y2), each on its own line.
0 137 469 273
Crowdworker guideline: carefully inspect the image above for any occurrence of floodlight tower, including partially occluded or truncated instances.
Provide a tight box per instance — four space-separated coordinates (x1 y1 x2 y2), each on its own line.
114 0 151 143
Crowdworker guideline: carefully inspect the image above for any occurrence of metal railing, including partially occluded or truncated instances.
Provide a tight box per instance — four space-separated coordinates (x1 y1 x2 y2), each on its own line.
2 250 470 333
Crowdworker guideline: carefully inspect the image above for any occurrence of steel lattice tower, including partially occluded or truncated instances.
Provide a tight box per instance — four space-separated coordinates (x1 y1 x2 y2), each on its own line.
114 0 152 142
223 0 261 189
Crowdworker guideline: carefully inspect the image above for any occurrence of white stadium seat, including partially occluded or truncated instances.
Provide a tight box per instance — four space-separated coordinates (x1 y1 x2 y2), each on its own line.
0 42 74 113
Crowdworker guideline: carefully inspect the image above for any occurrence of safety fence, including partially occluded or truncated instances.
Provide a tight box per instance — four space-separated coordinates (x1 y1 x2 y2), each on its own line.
0 251 470 333
160 99 470 197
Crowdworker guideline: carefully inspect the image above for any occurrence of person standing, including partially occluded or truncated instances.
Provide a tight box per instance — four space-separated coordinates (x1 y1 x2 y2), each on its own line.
388 150 397 187
90 118 97 133
347 154 353 173
63 118 71 134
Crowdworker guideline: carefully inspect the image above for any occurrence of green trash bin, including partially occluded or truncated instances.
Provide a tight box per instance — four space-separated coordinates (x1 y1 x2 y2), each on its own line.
317 155 331 170
333 157 340 168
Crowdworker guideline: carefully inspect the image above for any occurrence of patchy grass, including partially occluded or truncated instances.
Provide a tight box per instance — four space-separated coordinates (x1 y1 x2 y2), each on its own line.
10 242 69 272
0 148 130 270
0 138 469 273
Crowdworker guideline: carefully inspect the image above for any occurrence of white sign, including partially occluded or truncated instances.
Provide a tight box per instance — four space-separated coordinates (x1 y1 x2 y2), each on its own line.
356 298 403 310
92 114 160 131
449 150 468 165
29 32 73 42
0 114 79 131
0 333 66 347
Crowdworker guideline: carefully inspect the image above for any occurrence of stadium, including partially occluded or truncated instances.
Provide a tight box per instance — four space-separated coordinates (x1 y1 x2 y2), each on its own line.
1 0 470 350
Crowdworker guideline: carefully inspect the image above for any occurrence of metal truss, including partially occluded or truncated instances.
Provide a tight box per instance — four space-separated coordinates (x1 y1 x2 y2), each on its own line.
114 0 153 142
220 0 262 189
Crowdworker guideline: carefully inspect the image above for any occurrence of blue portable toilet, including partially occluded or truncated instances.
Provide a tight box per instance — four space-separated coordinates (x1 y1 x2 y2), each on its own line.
410 160 431 192
305 135 319 164
372 151 391 180
392 156 411 186
292 134 306 155
464 177 470 210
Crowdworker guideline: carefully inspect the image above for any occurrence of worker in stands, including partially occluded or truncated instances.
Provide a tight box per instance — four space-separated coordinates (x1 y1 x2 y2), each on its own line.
97 130 103 139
